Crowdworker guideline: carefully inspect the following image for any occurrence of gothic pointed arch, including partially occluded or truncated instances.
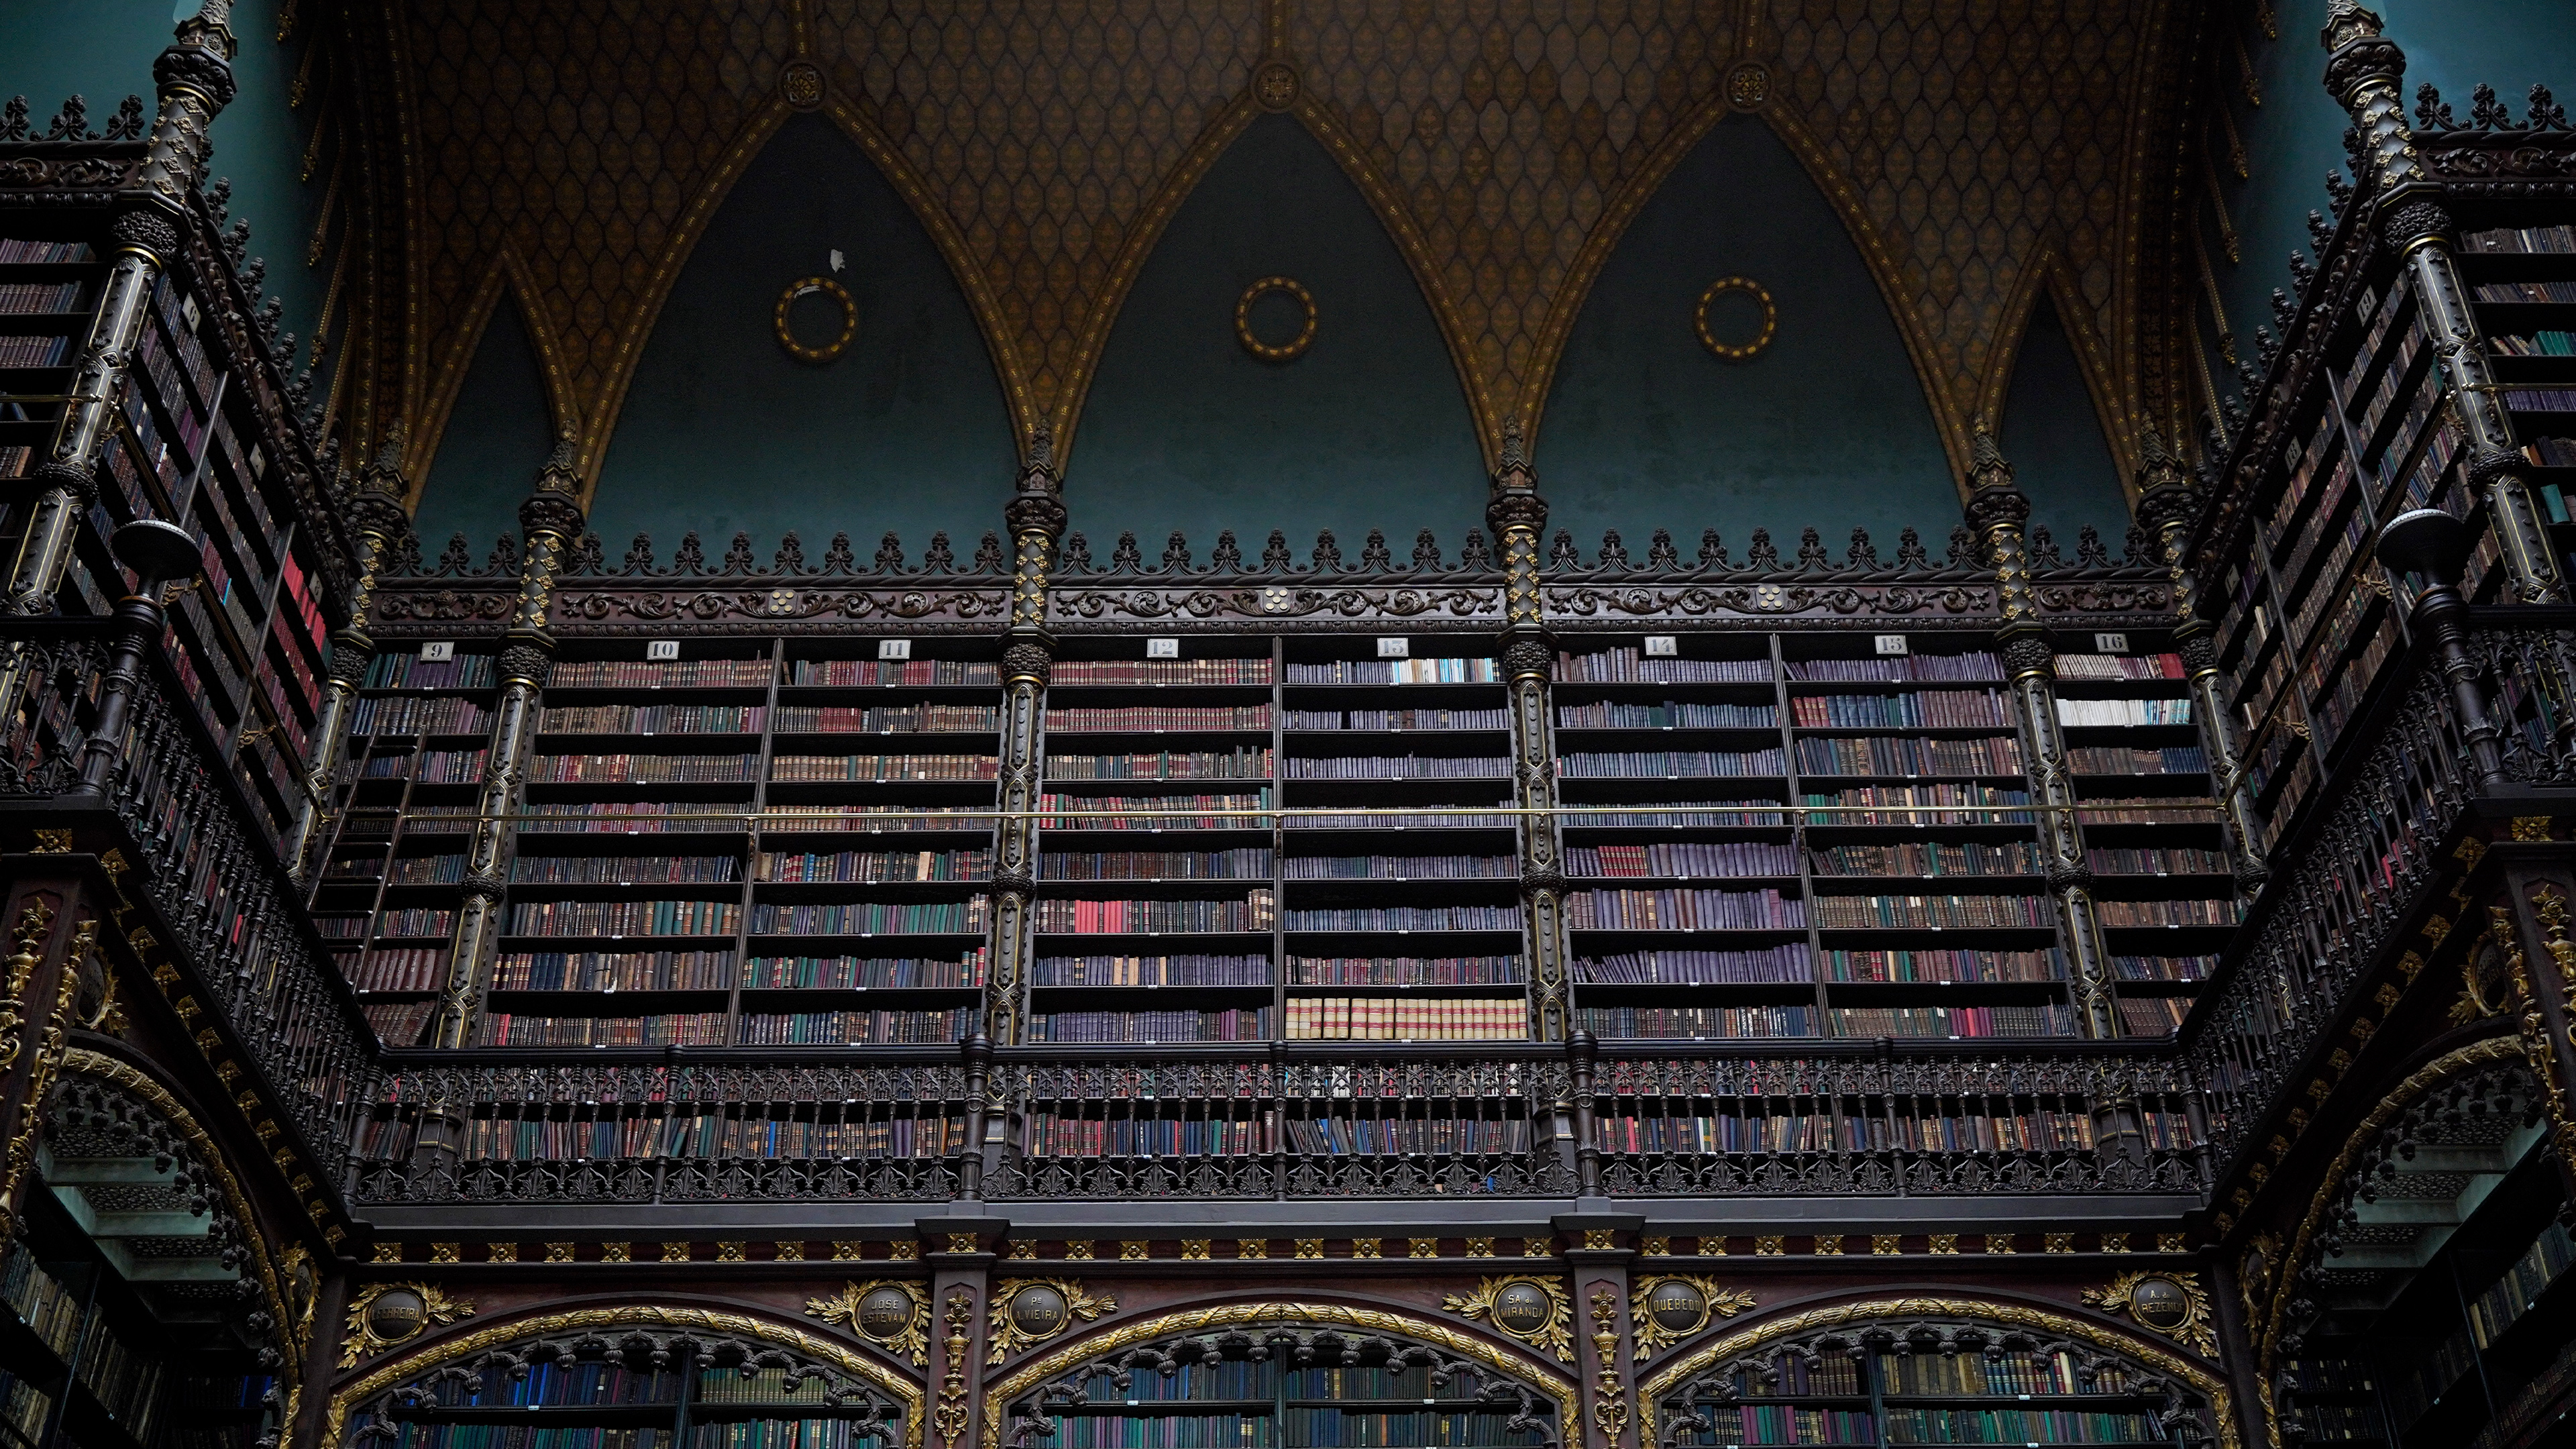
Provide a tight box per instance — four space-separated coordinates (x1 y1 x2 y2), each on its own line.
1071 111 1488 547
586 109 1020 549
1988 261 2140 543
1982 252 2142 488
1536 111 1959 552
409 270 559 547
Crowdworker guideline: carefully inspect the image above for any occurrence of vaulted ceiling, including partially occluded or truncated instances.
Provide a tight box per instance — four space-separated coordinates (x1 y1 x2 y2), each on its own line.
317 0 2214 504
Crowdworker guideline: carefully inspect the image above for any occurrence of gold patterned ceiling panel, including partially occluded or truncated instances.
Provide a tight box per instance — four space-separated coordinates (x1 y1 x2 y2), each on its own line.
378 0 2187 496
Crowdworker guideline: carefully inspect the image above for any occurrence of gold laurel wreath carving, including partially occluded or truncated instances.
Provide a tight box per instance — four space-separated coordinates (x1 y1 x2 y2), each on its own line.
1640 1297 2237 1449
1586 1287 1630 1443
1627 1277 1758 1361
1693 276 1776 362
1234 276 1316 362
981 1302 1578 1449
808 1280 932 1366
341 1282 476 1368
327 1305 926 1449
1442 1275 1574 1363
2080 1272 2217 1358
775 276 858 364
988 1278 1116 1364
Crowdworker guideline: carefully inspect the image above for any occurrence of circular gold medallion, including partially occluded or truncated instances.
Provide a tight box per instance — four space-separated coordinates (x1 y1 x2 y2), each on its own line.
1235 276 1318 362
1695 276 1776 362
1007 1283 1071 1339
2127 1275 2193 1333
775 276 857 364
1646 1279 1710 1336
1254 61 1301 111
364 1287 429 1346
855 1285 916 1344
1492 1281 1556 1335
1725 61 1772 111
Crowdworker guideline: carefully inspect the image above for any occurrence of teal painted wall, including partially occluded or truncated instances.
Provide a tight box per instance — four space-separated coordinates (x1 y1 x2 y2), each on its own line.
0 2 323 342
585 113 1016 554
1537 113 1961 558
1998 297 2134 547
1070 113 1488 553
414 298 553 549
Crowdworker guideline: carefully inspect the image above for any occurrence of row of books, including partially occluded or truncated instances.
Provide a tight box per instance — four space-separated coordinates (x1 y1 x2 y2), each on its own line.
1566 888 1805 931
742 953 987 989
1788 689 2010 728
1283 905 1523 931
1289 956 1523 985
1578 947 1813 984
73 1309 166 1442
1291 707 1511 731
1282 854 1513 878
1801 785 2032 823
1882 1350 2135 1397
1717 1407 1874 1446
364 1001 437 1044
2119 998 2189 1034
537 704 766 734
1281 755 1509 779
1808 894 2054 930
752 849 988 881
688 1421 874 1449
2065 745 2208 775
1559 700 1776 729
1275 1410 1536 1446
376 908 455 937
1576 1006 1813 1038
747 900 990 934
1033 894 1276 933
2053 653 2188 680
531 754 761 784
1570 842 1795 875
0 1371 46 1449
476 1014 734 1048
1881 1409 2159 1442
555 659 778 688
2463 224 2576 253
1040 792 1269 827
1562 749 1784 777
364 653 497 689
2087 846 2231 874
1827 1005 2075 1038
347 694 492 735
736 1010 977 1044
1793 736 2021 776
771 753 998 782
1284 659 1497 684
1283 1116 1532 1158
0 239 94 262
2475 280 2576 304
1558 649 1772 684
1811 841 2041 876
1046 849 1273 879
788 659 997 687
422 1364 686 1409
449 1114 957 1163
0 1248 81 1356
504 900 741 936
1052 749 1272 780
515 855 741 883
363 749 486 782
2498 331 2576 357
493 951 737 993
1021 1116 1269 1159
774 704 996 732
1284 998 1527 1040
1027 1009 1275 1043
2110 955 2214 981
1030 1419 1271 1449
2094 899 2237 927
1031 955 1271 987
1825 948 2064 983
1593 1108 2109 1155
1055 659 1270 686
350 948 451 993
2057 698 2192 726
1049 704 1271 730
1786 654 2001 683
364 1427 668 1449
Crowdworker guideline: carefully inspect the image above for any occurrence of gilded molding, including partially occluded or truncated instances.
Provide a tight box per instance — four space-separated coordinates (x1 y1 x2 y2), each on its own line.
982 1302 1577 1449
1640 1297 2237 1449
341 1282 475 1368
327 1304 926 1449
2080 1272 2217 1358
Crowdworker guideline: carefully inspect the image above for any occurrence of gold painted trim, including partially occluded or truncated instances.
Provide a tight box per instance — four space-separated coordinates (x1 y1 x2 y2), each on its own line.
1234 277 1316 362
1444 1275 1574 1364
808 1280 932 1367
2261 1032 2524 1375
341 1282 474 1368
326 1303 925 1449
776 276 859 365
1628 1277 1756 1362
981 1302 1578 1449
1693 278 1776 362
1640 1296 2237 1449
988 1278 1116 1364
2081 1271 2217 1358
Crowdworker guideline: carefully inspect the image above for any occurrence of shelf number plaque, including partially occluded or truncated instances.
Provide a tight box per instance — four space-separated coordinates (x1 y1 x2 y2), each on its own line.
647 640 680 661
1644 636 1678 657
877 639 911 660
2094 633 2129 653
1874 635 1909 655
1146 637 1179 658
417 641 453 661
1377 638 1409 657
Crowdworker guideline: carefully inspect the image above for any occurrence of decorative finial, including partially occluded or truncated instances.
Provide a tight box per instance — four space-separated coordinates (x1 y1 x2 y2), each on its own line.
2320 0 2383 48
1967 423 2016 493
372 422 408 473
535 433 580 493
1026 421 1055 472
1499 418 1527 472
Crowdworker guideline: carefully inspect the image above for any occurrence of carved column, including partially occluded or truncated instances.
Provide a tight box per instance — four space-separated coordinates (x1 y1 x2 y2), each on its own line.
985 435 1064 1046
284 433 415 882
2133 437 2268 894
922 1222 1000 1449
1966 431 2119 1038
0 5 237 714
0 869 91 1248
2321 0 2567 604
433 441 581 1049
1561 1226 1640 1449
1490 427 1571 1043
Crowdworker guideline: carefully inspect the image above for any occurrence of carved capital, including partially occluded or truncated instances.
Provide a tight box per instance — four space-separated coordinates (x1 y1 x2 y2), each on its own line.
496 643 553 689
2381 199 2453 252
1502 637 1553 680
2047 862 2096 893
2322 35 2406 104
2132 482 2199 537
519 492 585 542
348 490 414 549
1997 631 2055 678
1520 864 1568 898
2469 447 2528 490
1964 485 2031 533
24 459 96 506
989 870 1036 900
1000 640 1053 685
1004 491 1068 541
152 40 238 110
2178 633 2218 674
460 873 508 904
105 207 180 263
1485 492 1548 537
329 638 372 685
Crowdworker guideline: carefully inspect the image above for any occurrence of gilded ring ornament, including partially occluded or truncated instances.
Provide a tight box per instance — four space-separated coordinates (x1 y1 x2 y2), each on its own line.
1695 277 1776 362
1235 276 1317 362
807 1280 933 1366
780 60 825 110
1444 1275 1574 1362
776 276 858 364
1725 61 1772 111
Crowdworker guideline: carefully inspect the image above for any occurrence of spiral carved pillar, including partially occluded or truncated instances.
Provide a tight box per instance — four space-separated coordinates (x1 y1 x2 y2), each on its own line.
2321 1 2565 605
985 436 1065 1046
1967 431 2119 1038
434 442 582 1049
2133 441 2269 896
285 433 415 883
1490 429 1570 1044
